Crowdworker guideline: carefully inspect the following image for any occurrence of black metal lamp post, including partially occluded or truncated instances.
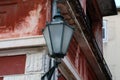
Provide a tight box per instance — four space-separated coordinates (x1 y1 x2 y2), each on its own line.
41 0 74 80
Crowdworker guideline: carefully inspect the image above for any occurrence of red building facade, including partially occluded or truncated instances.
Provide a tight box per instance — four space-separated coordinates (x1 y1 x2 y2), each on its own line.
0 0 117 80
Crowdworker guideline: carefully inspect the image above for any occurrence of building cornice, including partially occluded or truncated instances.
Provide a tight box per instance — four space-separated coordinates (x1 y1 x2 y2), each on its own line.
59 57 82 80
57 0 112 80
0 35 46 50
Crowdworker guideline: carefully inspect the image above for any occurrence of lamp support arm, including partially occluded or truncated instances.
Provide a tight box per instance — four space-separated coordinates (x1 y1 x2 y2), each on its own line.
52 0 63 21
41 61 60 80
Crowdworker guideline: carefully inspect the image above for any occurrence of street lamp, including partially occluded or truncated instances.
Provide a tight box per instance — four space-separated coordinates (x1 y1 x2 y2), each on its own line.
41 0 74 80
43 21 74 59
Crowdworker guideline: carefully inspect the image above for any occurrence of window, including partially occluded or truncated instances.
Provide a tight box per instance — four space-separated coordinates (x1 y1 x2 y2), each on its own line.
102 20 108 42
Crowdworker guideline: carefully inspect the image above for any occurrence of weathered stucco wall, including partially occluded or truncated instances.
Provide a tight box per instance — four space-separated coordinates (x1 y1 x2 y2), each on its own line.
0 0 51 39
103 11 120 80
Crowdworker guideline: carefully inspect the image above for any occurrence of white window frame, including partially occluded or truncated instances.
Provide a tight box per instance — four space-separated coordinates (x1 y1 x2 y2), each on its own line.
102 20 108 43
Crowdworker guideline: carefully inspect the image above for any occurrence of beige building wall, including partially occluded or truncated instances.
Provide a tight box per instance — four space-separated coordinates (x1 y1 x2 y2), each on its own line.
103 11 120 80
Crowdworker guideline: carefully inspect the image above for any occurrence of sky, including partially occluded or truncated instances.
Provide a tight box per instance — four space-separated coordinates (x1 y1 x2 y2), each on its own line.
115 0 120 7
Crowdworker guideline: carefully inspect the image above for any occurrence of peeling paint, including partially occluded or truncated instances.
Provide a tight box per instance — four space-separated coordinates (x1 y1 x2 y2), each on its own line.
14 5 42 36
0 0 50 39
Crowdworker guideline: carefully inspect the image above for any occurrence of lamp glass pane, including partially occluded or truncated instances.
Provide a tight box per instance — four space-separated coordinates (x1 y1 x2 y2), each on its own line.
62 24 74 54
49 23 63 53
43 26 52 55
